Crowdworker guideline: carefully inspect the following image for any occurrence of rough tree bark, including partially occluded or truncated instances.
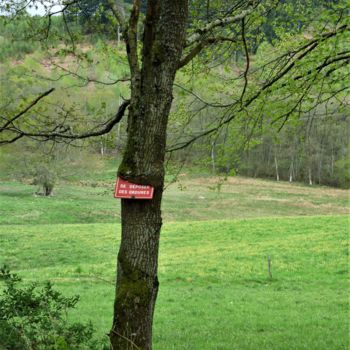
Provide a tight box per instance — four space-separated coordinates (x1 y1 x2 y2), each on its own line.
109 1 188 349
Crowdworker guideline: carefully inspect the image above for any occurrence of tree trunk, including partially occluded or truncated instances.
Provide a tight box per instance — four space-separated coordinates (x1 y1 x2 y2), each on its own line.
211 141 216 174
289 159 293 182
330 146 334 176
44 184 53 196
110 2 188 349
117 25 122 46
100 139 105 156
274 154 280 181
318 156 322 184
111 194 162 350
308 166 313 186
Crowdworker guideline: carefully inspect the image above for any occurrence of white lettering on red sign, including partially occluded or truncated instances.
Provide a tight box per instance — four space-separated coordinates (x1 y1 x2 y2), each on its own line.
114 177 154 199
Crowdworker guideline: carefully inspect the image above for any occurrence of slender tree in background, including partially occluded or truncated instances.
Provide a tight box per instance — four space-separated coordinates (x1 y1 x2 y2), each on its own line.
0 1 349 349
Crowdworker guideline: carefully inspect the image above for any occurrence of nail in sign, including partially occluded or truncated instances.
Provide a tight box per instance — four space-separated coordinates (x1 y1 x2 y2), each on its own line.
114 177 154 199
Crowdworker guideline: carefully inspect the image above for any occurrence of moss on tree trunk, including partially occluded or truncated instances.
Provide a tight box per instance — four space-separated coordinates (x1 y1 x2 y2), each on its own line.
109 1 188 349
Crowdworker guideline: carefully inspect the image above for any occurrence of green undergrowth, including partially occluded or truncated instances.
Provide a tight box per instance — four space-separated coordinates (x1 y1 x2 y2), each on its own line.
0 216 348 349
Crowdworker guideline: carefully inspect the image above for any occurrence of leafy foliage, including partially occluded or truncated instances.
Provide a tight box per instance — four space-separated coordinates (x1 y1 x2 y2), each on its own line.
32 164 57 196
0 265 100 350
0 17 38 61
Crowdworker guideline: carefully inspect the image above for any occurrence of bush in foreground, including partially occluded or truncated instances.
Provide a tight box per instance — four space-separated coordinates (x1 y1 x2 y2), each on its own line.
0 265 103 350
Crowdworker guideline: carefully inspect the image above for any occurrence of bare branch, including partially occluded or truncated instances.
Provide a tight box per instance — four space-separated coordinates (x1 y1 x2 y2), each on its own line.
0 88 55 132
36 62 130 87
0 100 130 145
173 83 234 108
240 17 250 105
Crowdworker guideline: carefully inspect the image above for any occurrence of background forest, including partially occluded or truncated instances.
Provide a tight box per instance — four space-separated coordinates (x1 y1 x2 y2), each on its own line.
1 0 349 190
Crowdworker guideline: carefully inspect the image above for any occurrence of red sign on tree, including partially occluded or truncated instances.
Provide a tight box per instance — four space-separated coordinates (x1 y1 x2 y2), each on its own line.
114 177 154 199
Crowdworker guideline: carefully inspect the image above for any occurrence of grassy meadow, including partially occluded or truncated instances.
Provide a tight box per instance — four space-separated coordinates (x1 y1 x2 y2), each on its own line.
0 170 349 349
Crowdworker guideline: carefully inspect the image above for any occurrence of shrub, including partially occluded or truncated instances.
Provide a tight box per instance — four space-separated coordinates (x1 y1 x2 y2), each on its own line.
33 165 57 196
0 265 100 350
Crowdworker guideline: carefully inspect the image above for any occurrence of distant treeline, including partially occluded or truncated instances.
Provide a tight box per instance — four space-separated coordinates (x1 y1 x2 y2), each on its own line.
1 7 349 189
169 113 349 188
237 117 349 188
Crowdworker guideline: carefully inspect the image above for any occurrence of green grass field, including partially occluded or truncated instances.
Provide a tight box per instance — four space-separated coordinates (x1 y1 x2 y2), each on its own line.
0 175 348 225
0 175 349 349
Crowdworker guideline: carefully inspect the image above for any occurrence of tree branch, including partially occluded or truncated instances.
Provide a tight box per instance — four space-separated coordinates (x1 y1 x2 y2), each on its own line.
185 2 257 48
167 25 350 152
34 62 130 87
178 36 237 69
126 0 141 78
0 100 130 145
0 88 55 132
106 0 126 29
240 17 250 105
